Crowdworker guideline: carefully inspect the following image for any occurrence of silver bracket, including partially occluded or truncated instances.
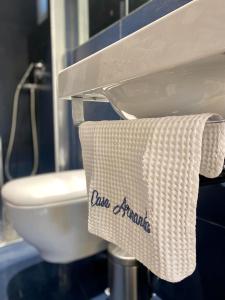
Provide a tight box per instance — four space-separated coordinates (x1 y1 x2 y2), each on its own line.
71 97 84 126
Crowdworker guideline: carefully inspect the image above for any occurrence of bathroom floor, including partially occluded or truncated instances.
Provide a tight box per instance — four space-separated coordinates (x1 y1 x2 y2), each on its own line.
1 201 225 300
0 241 108 300
0 240 163 300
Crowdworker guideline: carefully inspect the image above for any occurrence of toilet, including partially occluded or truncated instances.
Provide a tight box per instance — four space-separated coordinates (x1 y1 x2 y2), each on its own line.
1 169 106 263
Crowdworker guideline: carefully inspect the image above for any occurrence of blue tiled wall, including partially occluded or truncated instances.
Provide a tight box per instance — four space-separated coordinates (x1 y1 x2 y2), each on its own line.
121 0 191 37
72 21 121 63
70 0 192 63
28 21 55 175
0 0 36 179
0 1 54 180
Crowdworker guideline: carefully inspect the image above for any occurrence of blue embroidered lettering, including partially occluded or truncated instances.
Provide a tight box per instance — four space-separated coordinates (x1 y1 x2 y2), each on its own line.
91 190 111 208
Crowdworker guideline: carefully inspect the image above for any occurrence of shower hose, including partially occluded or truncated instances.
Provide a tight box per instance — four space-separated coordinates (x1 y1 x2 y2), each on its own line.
5 63 39 180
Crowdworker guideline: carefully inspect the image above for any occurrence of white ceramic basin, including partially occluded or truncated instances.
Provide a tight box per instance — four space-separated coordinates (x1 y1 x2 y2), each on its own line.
58 0 225 119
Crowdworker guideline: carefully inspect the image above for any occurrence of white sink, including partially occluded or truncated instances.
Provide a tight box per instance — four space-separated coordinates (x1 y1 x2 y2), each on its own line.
58 0 225 119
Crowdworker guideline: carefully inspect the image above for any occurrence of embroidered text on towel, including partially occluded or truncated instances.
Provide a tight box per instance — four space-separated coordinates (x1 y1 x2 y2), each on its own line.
113 198 151 234
91 190 151 234
91 190 111 208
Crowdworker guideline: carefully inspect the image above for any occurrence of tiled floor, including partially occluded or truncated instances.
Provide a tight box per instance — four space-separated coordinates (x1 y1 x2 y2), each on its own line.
0 241 41 300
0 241 108 300
0 240 164 300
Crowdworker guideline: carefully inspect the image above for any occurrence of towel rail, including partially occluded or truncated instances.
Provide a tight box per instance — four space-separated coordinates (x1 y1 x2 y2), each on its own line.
71 96 225 125
71 96 225 182
207 119 225 124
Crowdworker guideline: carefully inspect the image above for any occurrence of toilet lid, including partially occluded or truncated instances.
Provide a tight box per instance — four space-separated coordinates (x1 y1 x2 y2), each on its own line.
2 169 87 207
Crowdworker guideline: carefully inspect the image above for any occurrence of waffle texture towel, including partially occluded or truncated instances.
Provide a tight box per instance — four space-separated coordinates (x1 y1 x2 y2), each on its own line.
79 114 225 282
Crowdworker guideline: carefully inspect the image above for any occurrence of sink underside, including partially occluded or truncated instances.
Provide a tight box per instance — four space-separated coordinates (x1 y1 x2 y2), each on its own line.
58 0 225 119
105 54 225 119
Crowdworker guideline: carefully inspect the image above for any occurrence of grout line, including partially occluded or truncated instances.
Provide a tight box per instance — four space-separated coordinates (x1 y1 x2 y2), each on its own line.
197 217 225 230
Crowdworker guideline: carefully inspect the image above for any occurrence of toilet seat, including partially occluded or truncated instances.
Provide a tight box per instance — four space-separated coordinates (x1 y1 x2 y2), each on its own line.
2 169 87 208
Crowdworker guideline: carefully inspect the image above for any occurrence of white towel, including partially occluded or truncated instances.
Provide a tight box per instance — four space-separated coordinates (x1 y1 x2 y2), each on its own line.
79 114 225 282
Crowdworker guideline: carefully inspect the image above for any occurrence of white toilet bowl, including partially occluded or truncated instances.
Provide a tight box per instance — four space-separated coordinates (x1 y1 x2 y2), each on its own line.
2 170 106 263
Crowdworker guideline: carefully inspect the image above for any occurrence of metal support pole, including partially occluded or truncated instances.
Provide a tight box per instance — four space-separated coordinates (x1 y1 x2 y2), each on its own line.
108 243 151 300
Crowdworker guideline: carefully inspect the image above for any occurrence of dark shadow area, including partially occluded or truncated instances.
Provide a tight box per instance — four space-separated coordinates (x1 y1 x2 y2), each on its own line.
89 0 121 37
7 252 107 300
154 217 225 300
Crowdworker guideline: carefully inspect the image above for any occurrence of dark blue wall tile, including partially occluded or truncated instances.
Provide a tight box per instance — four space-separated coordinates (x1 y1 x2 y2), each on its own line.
0 0 36 180
84 102 120 122
71 21 120 63
121 0 192 37
196 219 225 300
155 219 225 300
36 89 55 174
69 0 193 64
0 2 54 180
66 51 75 67
197 183 225 227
